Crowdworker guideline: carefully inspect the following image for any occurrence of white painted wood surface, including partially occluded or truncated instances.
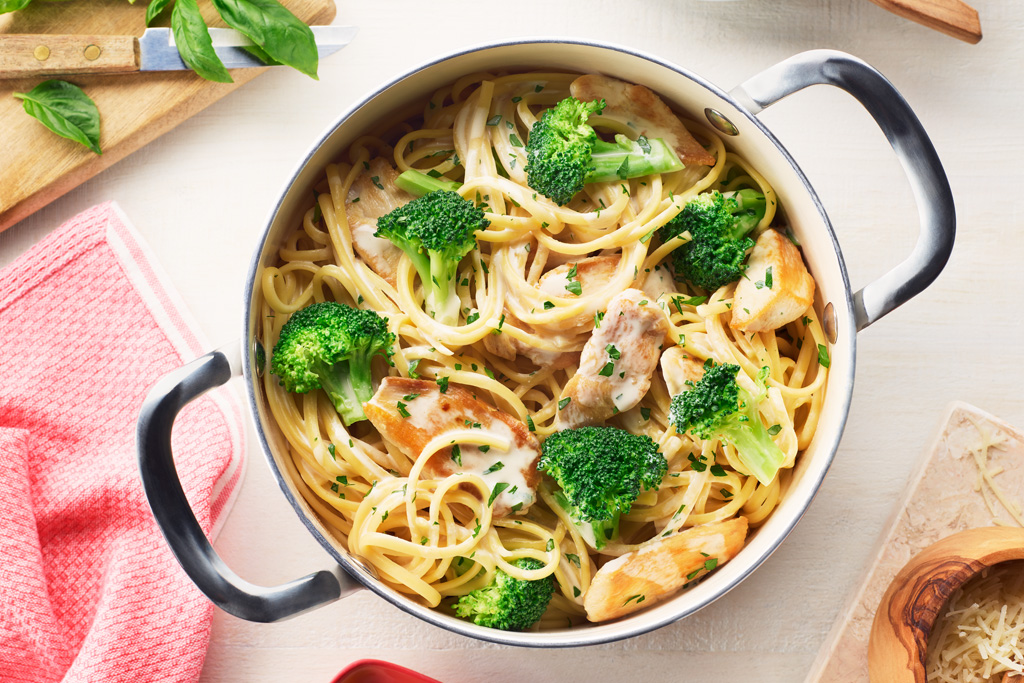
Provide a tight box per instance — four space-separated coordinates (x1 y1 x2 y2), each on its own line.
2 0 1022 680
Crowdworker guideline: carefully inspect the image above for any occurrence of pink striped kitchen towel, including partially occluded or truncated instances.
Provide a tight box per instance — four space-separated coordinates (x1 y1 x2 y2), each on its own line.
0 202 246 683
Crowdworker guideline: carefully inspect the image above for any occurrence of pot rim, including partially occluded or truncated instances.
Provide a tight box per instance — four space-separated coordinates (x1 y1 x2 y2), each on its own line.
240 36 856 647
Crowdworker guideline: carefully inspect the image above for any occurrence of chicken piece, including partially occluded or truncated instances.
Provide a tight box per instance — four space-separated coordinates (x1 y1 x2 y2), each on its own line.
584 517 748 622
345 159 413 287
537 255 619 299
557 289 670 428
640 265 677 306
570 74 717 168
659 346 706 396
730 229 815 333
482 309 578 370
363 377 540 517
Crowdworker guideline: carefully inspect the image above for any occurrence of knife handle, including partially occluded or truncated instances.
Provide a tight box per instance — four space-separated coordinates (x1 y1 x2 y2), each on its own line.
0 35 139 79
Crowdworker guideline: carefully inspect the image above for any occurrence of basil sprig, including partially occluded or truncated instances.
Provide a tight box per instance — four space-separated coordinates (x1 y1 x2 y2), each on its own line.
14 80 102 154
211 0 319 78
171 0 233 83
0 0 31 12
145 0 173 25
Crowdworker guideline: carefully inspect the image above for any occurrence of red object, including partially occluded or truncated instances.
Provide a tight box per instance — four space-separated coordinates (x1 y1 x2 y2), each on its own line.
0 202 246 683
332 660 443 683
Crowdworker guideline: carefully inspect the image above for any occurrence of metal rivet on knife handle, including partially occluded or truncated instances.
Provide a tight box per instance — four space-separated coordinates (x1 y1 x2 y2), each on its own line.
83 45 101 61
33 45 50 61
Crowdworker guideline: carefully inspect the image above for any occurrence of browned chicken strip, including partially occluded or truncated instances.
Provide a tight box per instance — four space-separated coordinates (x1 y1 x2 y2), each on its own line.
363 377 540 516
482 309 579 370
345 159 412 287
584 517 748 622
659 346 706 396
730 229 815 333
537 255 619 298
570 74 717 167
557 289 670 428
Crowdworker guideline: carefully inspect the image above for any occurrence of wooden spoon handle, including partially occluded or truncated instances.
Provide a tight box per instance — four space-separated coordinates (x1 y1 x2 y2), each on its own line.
867 0 982 43
0 35 139 79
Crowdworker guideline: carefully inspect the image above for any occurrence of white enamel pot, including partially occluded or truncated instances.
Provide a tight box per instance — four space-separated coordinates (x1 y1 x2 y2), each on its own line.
137 40 955 647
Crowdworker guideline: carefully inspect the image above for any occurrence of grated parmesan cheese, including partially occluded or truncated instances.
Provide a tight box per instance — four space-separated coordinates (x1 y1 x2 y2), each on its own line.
926 561 1024 682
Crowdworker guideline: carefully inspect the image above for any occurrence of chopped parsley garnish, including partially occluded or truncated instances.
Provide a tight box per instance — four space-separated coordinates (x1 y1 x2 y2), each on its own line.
396 401 411 418
767 424 782 436
709 464 726 477
402 393 420 401
509 133 523 147
543 301 555 310
546 538 555 552
486 114 501 126
598 362 615 377
764 266 773 289
436 376 449 393
558 397 571 410
525 414 536 431
623 594 646 606
466 311 480 324
640 407 651 421
483 461 505 475
451 444 462 466
407 358 420 378
605 344 621 359
370 175 384 190
487 482 511 506
327 443 336 459
817 344 831 368
566 553 581 568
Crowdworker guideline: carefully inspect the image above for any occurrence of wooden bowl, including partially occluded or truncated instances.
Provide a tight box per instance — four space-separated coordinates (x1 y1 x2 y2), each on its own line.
868 526 1024 682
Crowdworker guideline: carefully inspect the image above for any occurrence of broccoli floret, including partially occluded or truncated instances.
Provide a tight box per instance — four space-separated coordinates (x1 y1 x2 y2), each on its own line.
668 362 785 486
375 190 488 326
538 426 667 550
524 97 684 206
453 558 555 631
658 189 767 291
270 301 395 425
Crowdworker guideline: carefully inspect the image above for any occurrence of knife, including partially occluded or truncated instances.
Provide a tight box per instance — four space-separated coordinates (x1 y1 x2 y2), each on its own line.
0 25 358 79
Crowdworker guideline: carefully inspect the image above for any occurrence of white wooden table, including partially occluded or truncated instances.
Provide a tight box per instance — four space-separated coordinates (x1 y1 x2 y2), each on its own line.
2 0 1022 680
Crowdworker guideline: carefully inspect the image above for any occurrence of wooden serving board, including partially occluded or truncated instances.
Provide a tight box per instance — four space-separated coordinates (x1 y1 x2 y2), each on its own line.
0 0 336 233
806 402 1024 682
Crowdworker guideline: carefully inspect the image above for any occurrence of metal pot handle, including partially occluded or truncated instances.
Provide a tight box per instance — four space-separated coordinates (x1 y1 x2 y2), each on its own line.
136 342 359 622
729 49 955 331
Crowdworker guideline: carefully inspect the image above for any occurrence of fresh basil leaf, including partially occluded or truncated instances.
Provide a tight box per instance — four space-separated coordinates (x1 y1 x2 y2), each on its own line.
13 80 101 154
243 43 282 66
0 0 33 14
146 0 174 26
210 0 318 78
171 0 233 83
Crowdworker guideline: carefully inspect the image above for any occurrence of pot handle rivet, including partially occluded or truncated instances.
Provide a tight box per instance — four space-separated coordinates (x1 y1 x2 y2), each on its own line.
823 302 838 344
704 108 739 136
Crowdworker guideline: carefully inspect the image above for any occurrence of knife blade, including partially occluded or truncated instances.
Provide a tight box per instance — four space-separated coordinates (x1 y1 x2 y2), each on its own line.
0 26 358 79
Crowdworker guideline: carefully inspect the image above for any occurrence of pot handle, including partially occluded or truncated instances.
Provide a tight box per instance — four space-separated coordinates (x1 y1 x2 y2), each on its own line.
729 49 955 331
136 342 360 622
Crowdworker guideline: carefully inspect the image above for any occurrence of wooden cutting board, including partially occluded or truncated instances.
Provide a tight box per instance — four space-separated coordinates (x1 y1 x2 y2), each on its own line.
0 0 336 233
806 402 1024 682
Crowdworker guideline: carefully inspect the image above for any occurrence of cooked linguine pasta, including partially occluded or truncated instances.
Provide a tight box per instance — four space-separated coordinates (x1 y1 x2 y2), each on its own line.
257 70 829 629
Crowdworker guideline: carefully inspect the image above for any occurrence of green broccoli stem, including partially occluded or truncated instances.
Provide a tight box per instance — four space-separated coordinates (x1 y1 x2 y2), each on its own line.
553 490 618 551
394 169 463 197
587 135 685 184
425 250 462 326
724 387 786 486
722 189 768 239
317 359 367 426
